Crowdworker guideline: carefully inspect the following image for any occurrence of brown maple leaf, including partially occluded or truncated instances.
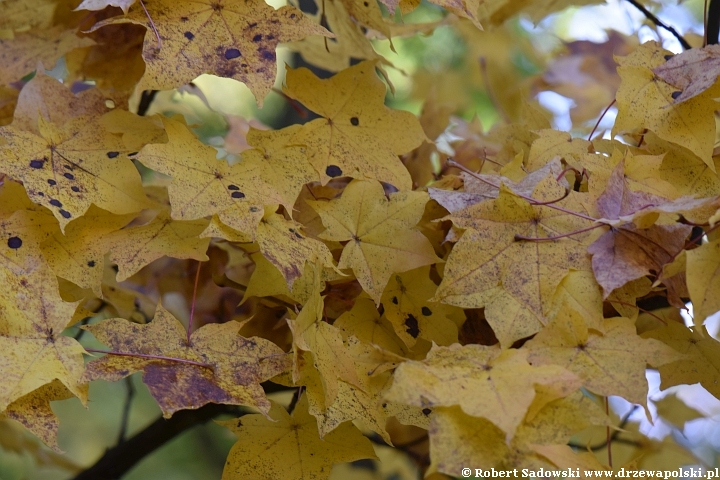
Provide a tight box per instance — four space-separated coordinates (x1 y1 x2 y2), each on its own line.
83 304 290 417
589 161 690 303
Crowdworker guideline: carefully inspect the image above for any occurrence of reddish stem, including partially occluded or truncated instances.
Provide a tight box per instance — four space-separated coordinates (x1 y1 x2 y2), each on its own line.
605 397 613 468
514 222 604 242
683 222 720 250
139 0 162 49
85 348 213 369
588 99 616 141
187 260 202 343
447 158 598 222
530 188 570 205
272 88 308 118
608 299 668 325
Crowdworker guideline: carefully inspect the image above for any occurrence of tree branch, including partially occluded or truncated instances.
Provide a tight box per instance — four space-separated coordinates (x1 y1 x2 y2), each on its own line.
72 382 294 480
625 0 692 50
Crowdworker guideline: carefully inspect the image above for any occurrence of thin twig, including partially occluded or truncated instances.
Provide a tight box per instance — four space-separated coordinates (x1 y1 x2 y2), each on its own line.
625 0 692 50
139 0 162 49
447 158 598 222
609 299 668 325
605 397 613 468
588 99 616 141
117 377 136 444
514 223 604 242
287 387 304 413
568 405 639 452
187 260 202 343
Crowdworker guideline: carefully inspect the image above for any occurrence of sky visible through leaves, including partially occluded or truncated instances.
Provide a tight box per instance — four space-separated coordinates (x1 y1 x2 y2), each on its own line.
3 0 720 479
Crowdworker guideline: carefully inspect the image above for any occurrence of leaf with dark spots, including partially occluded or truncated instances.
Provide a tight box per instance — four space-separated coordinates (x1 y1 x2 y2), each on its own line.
83 304 290 418
92 0 331 106
7 236 22 249
404 314 419 338
0 111 148 230
131 116 283 236
284 62 425 188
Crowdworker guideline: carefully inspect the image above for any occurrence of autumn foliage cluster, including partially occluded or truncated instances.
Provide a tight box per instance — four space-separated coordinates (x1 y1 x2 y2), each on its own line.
3 0 720 478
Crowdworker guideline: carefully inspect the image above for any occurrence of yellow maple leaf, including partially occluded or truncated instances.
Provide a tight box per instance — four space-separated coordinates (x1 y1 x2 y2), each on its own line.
0 115 149 231
2 381 75 452
10 71 111 136
652 393 703 429
613 41 720 171
0 26 94 84
40 206 135 297
83 303 289 417
434 177 595 346
525 308 685 408
381 266 462 348
292 347 398 444
686 237 720 326
385 343 580 440
219 396 377 480
0 266 87 413
243 125 318 213
92 0 330 104
0 195 58 276
574 147 678 201
334 296 408 355
256 211 336 290
135 116 282 237
427 406 551 475
526 129 591 172
309 179 439 302
284 61 426 189
287 284 363 405
642 322 720 400
108 210 210 282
